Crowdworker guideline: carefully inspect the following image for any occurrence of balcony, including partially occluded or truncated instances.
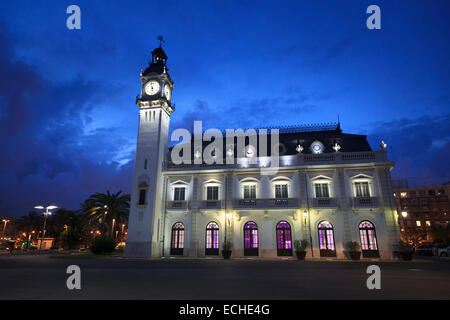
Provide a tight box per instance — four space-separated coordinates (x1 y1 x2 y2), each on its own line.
167 201 189 210
200 200 223 210
311 197 337 208
233 198 300 210
351 197 379 208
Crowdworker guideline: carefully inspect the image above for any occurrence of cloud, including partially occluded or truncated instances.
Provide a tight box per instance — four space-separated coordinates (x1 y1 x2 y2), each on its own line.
0 22 133 217
171 90 331 135
367 115 450 186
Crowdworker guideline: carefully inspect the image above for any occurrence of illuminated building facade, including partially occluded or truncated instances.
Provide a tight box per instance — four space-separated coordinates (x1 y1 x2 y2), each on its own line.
124 46 401 259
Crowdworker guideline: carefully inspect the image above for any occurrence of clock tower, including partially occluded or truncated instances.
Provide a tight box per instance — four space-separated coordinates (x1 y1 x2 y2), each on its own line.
124 45 174 258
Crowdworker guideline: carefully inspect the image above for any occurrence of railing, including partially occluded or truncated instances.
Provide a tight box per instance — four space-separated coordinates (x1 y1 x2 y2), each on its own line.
164 150 388 171
233 198 300 209
311 198 337 208
200 200 223 210
167 201 189 210
351 197 379 208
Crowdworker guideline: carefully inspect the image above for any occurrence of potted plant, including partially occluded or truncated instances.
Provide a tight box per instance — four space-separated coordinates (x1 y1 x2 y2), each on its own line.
346 241 361 260
222 239 232 259
294 239 309 260
398 241 413 261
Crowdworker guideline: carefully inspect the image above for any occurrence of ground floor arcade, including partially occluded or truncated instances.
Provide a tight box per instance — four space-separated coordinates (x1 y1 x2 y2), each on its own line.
162 209 399 259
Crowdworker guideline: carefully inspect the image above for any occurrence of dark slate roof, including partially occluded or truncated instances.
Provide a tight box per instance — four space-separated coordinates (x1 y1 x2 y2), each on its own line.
169 123 372 159
143 63 167 76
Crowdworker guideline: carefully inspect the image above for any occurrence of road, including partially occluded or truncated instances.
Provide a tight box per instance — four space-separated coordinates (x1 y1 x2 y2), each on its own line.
0 254 449 299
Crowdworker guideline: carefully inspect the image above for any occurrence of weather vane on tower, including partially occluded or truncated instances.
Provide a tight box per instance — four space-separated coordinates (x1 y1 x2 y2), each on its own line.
157 35 165 47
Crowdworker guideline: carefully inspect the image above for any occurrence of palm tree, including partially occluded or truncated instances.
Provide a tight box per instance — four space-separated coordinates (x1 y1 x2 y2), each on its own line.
83 190 130 238
16 212 43 249
48 209 89 249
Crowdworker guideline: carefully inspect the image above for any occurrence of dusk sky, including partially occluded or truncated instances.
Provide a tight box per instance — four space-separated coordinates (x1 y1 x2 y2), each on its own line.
0 0 449 217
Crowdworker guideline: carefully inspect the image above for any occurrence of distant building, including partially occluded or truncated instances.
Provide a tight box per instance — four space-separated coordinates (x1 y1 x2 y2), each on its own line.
394 184 450 243
36 238 55 250
391 179 409 189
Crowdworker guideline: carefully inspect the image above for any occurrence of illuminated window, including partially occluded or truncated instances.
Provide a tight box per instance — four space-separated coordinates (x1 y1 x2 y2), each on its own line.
205 222 219 255
207 186 219 200
359 221 378 252
400 192 407 198
425 221 431 227
244 221 258 256
276 221 292 256
275 184 288 198
243 185 256 199
416 220 421 227
174 187 185 201
315 183 330 198
318 221 336 257
170 222 184 255
354 182 370 197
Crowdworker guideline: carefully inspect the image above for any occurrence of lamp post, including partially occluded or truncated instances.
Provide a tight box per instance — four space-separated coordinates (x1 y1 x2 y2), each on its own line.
121 224 126 241
303 209 314 257
401 211 408 243
34 205 58 251
2 219 10 239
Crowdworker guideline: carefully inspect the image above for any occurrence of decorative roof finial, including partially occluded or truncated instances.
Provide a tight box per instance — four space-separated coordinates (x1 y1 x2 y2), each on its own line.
157 35 165 47
333 143 341 152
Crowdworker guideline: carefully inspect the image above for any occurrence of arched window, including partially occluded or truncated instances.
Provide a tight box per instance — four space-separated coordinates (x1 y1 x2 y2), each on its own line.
205 222 219 255
359 221 379 258
170 222 184 255
318 221 337 257
244 221 259 256
276 221 293 256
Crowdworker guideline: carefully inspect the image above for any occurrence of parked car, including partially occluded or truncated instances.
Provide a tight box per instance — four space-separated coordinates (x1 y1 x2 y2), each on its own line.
433 245 450 257
415 244 434 256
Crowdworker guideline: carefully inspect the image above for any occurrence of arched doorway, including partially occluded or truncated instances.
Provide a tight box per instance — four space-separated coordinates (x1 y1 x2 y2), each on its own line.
318 221 336 257
170 222 184 255
276 221 293 256
205 222 219 255
244 221 259 256
359 221 379 258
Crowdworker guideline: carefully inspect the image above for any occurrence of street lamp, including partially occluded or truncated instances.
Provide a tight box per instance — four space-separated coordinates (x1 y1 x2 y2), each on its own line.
2 219 10 239
401 211 408 218
303 210 308 225
303 209 314 257
34 205 58 250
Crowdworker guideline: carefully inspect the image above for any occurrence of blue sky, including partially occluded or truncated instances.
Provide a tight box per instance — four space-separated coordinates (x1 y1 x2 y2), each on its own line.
0 0 449 217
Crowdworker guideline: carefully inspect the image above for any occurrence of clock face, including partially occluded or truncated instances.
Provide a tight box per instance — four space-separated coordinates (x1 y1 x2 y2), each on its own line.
145 81 160 95
310 141 324 154
164 84 171 100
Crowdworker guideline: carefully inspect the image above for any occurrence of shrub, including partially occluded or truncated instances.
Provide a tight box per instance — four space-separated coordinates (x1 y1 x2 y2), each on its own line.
90 236 116 255
222 239 232 251
346 241 361 252
398 241 413 252
294 239 309 252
